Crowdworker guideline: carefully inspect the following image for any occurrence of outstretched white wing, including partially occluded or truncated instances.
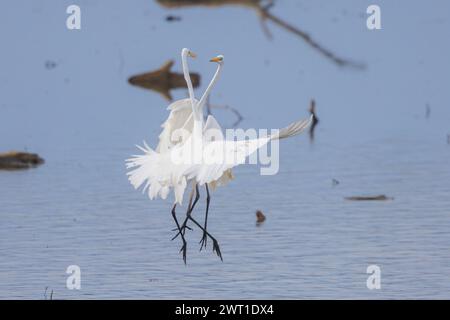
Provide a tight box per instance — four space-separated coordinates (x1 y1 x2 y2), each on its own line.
186 116 312 185
201 115 235 189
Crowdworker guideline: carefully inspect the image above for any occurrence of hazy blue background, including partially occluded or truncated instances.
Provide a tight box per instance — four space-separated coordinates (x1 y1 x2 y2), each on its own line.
0 0 449 299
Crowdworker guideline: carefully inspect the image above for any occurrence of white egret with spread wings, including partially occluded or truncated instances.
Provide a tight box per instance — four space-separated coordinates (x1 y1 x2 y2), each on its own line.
126 49 312 263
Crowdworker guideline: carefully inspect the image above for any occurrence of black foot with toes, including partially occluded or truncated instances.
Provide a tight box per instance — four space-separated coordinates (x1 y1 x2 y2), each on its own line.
212 239 223 261
179 242 187 264
171 225 192 232
199 232 208 251
171 224 192 241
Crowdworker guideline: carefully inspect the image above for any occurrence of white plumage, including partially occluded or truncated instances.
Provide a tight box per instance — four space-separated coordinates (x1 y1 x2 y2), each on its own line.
126 49 232 205
126 49 311 206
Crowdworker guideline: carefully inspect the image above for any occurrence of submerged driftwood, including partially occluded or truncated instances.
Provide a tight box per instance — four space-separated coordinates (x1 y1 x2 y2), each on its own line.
0 151 44 170
345 195 393 201
128 60 200 101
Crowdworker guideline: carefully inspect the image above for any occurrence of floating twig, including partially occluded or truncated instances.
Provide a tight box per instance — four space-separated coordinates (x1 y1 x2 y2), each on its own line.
345 195 393 201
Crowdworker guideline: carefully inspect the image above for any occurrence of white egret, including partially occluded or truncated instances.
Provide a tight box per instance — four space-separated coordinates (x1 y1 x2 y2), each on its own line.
127 50 312 263
157 49 233 255
156 49 233 186
127 49 229 262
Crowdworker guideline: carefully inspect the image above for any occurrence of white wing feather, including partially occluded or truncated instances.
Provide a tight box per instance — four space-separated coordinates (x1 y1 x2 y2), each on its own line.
271 115 313 140
156 98 198 153
186 116 312 185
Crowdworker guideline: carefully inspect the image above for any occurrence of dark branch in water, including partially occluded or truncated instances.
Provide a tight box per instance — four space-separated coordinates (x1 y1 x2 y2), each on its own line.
205 96 244 128
257 5 366 69
308 99 319 142
157 0 365 69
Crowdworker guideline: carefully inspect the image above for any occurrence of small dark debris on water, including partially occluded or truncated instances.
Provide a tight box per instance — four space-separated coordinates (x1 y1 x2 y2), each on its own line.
345 195 393 201
425 103 431 119
45 60 57 70
166 15 182 22
256 210 266 225
0 151 44 170
332 178 340 186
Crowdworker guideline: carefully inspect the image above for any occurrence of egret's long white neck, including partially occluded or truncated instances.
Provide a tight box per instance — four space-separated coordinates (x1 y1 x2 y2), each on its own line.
181 50 195 106
194 62 222 123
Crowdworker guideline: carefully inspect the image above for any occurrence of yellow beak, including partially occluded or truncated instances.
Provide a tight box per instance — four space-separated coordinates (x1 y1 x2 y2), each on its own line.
209 56 221 63
188 51 197 58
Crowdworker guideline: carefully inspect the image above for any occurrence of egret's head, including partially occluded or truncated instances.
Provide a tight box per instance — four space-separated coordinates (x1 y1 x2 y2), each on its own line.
182 48 197 58
209 55 224 64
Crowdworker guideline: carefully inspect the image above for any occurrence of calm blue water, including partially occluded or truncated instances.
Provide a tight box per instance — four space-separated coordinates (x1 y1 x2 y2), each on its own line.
0 0 449 299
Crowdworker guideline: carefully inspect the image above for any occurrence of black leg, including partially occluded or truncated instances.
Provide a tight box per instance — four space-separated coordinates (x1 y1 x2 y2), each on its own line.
182 184 199 236
171 187 194 234
186 212 222 261
199 184 211 250
171 204 187 264
172 183 200 240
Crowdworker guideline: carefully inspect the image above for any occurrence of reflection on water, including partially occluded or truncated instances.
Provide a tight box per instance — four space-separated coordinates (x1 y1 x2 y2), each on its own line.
1 0 450 299
128 62 242 125
128 60 200 101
